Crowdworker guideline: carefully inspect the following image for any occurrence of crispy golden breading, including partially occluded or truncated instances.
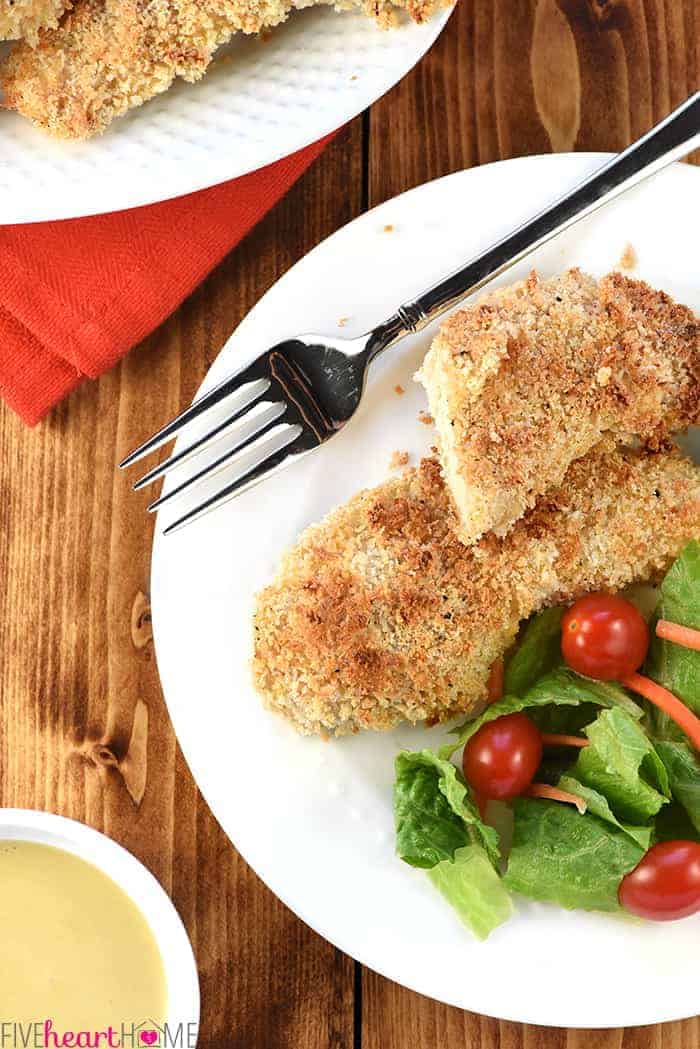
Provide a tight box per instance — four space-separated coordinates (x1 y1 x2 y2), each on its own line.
253 441 700 736
1 0 446 138
0 0 69 42
416 270 699 545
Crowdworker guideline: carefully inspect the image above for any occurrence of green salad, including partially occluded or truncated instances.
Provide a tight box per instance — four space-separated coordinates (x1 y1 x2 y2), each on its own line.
393 542 700 938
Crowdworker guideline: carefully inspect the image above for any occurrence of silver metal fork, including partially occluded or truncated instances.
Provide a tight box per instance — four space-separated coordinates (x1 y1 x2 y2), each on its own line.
121 92 700 535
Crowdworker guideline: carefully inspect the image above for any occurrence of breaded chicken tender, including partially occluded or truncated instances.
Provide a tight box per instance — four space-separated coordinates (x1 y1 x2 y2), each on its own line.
1 0 444 138
416 270 699 545
0 0 69 43
253 441 700 736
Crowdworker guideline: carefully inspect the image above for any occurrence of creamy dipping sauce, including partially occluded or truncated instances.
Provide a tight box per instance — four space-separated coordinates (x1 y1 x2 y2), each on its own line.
0 840 166 1030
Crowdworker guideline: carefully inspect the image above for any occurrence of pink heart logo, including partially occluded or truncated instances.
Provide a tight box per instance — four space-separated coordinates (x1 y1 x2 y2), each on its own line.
140 1032 158 1046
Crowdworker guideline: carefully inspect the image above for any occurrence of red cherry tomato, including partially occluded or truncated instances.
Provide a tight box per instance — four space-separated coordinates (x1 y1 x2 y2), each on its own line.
561 593 649 681
462 712 543 800
619 841 700 921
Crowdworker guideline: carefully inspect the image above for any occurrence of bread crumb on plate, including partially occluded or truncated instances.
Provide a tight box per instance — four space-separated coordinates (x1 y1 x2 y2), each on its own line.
618 243 638 271
389 450 410 470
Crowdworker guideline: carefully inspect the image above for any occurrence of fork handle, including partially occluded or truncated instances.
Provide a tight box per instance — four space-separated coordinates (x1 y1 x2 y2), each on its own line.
368 91 699 356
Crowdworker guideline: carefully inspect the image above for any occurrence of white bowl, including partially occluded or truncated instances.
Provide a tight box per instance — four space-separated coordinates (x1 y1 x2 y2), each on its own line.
0 808 200 1042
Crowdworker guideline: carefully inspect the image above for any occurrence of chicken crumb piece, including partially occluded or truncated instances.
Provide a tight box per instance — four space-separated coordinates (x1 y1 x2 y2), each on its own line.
0 0 68 44
383 224 395 233
253 443 700 736
418 410 434 426
350 75 358 81
338 317 350 328
394 384 405 396
416 268 698 547
618 243 637 271
389 450 410 470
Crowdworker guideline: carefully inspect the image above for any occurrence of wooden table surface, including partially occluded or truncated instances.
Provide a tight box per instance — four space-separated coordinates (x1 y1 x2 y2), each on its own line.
1 2 698 1047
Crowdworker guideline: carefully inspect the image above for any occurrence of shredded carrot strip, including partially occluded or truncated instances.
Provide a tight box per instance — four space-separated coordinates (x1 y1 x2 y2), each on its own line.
656 619 700 652
526 783 587 815
622 672 700 751
487 658 504 703
541 733 589 749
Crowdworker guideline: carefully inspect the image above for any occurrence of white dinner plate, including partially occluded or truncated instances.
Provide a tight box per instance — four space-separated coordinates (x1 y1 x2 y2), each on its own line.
150 154 700 1029
0 5 452 224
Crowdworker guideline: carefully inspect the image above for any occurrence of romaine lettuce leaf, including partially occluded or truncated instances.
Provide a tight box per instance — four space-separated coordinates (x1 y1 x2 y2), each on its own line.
571 708 670 824
637 544 700 830
504 607 564 695
557 775 652 850
503 797 645 911
428 845 512 940
654 801 700 844
441 668 642 759
645 541 700 718
394 750 499 869
523 668 643 718
529 702 599 738
534 750 581 786
653 739 700 835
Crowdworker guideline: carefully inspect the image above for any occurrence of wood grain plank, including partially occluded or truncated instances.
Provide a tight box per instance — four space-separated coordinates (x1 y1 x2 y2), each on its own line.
0 122 362 1049
361 982 573 1049
370 0 698 209
365 2 698 1047
362 965 700 1049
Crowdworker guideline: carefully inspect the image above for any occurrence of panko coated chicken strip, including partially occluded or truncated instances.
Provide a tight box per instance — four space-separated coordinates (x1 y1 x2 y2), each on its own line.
253 441 700 736
416 269 699 545
1 0 445 138
0 0 69 42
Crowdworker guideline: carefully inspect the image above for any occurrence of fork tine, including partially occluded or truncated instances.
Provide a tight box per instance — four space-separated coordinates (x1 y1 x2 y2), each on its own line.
161 429 309 536
148 420 301 513
132 400 287 490
118 363 271 469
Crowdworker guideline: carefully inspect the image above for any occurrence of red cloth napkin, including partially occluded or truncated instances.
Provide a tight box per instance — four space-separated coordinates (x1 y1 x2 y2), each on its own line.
0 134 332 425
